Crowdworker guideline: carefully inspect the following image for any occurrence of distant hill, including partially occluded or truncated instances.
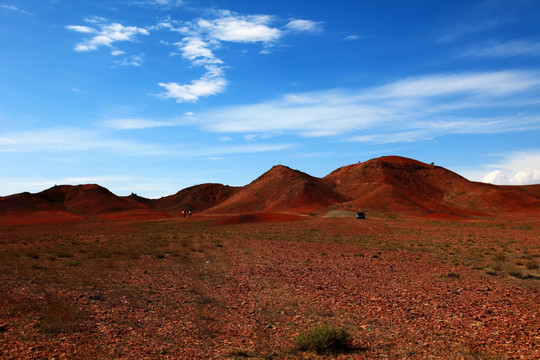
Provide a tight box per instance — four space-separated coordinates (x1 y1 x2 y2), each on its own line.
127 183 240 214
2 156 540 225
207 165 350 215
0 184 164 225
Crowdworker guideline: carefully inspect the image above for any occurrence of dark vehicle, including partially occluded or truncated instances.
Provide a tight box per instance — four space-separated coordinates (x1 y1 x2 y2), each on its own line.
356 212 366 219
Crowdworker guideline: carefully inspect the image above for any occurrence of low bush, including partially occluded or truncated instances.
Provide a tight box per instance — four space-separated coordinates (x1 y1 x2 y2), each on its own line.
294 325 352 354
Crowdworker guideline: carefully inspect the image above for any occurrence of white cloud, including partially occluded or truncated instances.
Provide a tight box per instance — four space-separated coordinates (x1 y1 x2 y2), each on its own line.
473 150 540 185
460 40 540 58
186 70 540 140
196 13 282 43
0 128 168 156
67 21 149 52
483 169 540 185
344 35 363 41
178 37 221 64
157 11 286 102
115 53 144 66
482 170 510 185
0 5 32 15
158 71 227 102
101 118 173 130
285 19 323 34
376 71 540 98
131 0 184 8
66 25 95 33
67 9 321 103
0 127 293 161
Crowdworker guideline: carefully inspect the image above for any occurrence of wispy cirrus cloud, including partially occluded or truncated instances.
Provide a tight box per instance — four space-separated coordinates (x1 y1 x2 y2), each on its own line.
0 128 167 156
115 53 145 66
100 118 174 130
285 19 323 34
101 70 540 141
459 40 540 58
130 0 184 8
0 127 294 159
0 4 32 15
181 70 540 141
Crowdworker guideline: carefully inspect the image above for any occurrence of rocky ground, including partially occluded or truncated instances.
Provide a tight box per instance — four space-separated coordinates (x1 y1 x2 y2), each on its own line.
0 215 539 359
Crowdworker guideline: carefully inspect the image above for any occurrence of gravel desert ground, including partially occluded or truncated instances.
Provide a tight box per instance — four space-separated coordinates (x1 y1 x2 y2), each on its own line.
1 214 539 359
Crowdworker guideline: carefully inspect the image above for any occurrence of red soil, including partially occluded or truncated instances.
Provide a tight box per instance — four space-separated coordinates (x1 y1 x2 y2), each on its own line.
212 212 308 225
1 217 538 359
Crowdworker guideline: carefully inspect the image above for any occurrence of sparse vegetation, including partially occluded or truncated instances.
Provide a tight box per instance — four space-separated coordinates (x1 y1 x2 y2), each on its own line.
294 325 353 354
0 218 538 358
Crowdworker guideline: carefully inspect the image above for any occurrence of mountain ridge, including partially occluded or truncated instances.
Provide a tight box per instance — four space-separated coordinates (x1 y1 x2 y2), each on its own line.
2 156 539 224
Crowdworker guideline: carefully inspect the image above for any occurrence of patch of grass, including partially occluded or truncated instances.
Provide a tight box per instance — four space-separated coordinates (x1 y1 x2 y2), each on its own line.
525 259 539 270
294 325 353 355
38 295 84 334
444 272 461 279
227 348 252 358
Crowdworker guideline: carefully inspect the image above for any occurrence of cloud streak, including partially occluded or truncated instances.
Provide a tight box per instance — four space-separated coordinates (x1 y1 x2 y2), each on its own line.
0 127 294 159
459 40 540 58
0 5 32 15
182 70 540 141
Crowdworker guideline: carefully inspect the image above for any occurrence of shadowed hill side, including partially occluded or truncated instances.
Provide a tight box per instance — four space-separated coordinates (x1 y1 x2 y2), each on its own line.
207 165 350 215
128 183 240 214
0 192 84 225
0 184 165 225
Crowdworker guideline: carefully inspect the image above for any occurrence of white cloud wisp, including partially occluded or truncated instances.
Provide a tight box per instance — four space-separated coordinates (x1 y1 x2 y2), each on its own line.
185 70 540 141
67 21 149 52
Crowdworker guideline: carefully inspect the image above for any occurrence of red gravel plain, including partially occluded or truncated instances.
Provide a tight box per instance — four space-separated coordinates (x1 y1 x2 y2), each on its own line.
0 215 539 359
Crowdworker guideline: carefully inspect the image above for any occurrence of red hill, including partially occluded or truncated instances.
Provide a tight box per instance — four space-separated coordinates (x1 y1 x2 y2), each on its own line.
0 185 165 225
207 165 350 215
325 156 540 218
129 183 240 214
38 184 154 216
0 192 84 225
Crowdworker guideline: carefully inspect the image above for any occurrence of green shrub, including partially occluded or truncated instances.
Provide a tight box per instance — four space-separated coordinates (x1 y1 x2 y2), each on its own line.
294 325 352 354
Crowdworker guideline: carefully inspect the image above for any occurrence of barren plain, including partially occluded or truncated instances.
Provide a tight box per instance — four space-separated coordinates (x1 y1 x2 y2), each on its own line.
1 214 539 359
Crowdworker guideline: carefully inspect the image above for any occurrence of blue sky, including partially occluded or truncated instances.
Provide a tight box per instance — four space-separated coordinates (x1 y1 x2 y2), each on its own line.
1 0 540 198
